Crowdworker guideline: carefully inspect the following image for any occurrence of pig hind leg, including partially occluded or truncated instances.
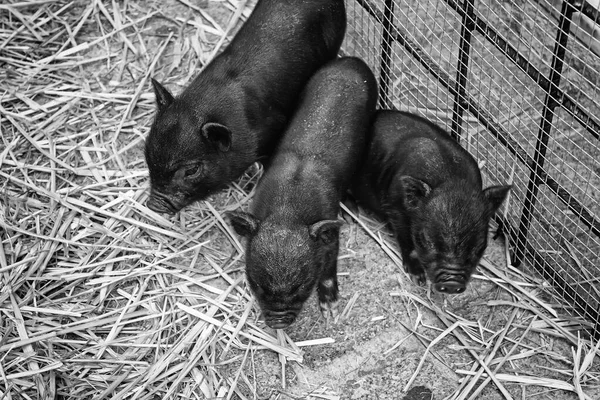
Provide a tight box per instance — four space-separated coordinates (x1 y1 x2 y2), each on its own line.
317 239 340 322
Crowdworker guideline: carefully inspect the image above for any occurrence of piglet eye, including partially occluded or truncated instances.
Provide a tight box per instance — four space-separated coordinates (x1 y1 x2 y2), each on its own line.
247 276 264 296
415 231 429 248
183 164 202 179
475 246 486 260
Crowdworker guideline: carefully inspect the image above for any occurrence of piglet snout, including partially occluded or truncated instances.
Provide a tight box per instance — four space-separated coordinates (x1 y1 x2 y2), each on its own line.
264 310 297 329
434 281 466 294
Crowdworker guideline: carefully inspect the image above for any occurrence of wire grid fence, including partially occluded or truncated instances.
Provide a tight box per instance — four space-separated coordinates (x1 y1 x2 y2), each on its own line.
343 0 600 337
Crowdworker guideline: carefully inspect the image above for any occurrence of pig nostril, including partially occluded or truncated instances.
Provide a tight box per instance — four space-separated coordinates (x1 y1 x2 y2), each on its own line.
435 282 466 294
265 310 297 329
268 320 291 329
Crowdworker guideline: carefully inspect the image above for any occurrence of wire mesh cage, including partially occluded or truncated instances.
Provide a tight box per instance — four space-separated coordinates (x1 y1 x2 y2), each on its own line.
343 0 600 336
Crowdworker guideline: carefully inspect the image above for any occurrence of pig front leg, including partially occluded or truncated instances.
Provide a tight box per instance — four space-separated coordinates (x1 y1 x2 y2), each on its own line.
317 239 340 322
395 230 427 286
387 211 427 286
403 248 427 286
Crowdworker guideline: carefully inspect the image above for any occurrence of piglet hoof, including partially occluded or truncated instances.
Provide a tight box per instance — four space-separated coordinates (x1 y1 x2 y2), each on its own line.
341 195 359 224
409 272 427 287
318 278 339 324
319 299 340 324
404 260 427 287
341 209 354 224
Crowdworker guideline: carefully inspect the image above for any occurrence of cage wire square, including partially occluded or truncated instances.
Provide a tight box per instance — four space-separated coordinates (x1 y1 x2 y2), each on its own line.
477 0 556 75
343 2 384 75
343 0 600 334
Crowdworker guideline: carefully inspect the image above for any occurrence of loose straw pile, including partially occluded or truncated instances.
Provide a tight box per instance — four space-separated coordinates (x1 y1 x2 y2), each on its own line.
0 1 320 398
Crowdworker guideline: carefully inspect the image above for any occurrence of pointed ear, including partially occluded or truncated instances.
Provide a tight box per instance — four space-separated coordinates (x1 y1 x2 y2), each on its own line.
151 78 174 110
309 220 343 244
400 176 431 210
226 211 260 237
202 122 232 152
483 185 512 214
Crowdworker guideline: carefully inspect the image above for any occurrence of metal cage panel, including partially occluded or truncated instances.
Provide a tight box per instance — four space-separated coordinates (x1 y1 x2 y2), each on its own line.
343 0 600 336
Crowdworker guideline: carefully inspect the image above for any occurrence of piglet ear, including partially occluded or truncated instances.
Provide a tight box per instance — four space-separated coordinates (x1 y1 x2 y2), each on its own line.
151 78 174 110
400 176 432 210
202 122 232 152
309 220 343 244
483 185 512 214
226 211 260 237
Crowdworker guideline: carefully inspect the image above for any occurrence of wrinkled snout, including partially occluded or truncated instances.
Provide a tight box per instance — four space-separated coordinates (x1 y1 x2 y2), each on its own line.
432 267 469 294
434 281 466 294
264 310 298 329
146 191 179 214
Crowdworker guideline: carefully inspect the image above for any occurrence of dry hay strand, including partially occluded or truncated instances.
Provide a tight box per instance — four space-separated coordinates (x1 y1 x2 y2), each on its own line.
1 1 600 399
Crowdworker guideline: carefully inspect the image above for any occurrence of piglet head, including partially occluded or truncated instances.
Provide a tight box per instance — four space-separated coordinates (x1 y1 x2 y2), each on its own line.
227 211 340 329
400 176 511 294
144 79 233 213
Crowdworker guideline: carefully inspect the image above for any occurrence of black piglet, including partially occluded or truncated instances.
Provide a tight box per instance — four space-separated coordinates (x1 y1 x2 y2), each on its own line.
351 110 511 294
145 0 347 213
228 57 378 329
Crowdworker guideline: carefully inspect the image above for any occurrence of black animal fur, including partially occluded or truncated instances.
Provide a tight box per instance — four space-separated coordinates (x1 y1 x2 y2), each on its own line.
145 0 346 213
228 57 377 328
351 110 511 293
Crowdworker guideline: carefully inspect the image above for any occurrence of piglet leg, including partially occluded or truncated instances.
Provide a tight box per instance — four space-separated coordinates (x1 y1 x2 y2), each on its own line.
317 239 340 323
403 249 427 286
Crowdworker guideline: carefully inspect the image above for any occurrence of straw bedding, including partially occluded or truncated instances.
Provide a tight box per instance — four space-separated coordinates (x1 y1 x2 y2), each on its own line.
0 1 599 399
